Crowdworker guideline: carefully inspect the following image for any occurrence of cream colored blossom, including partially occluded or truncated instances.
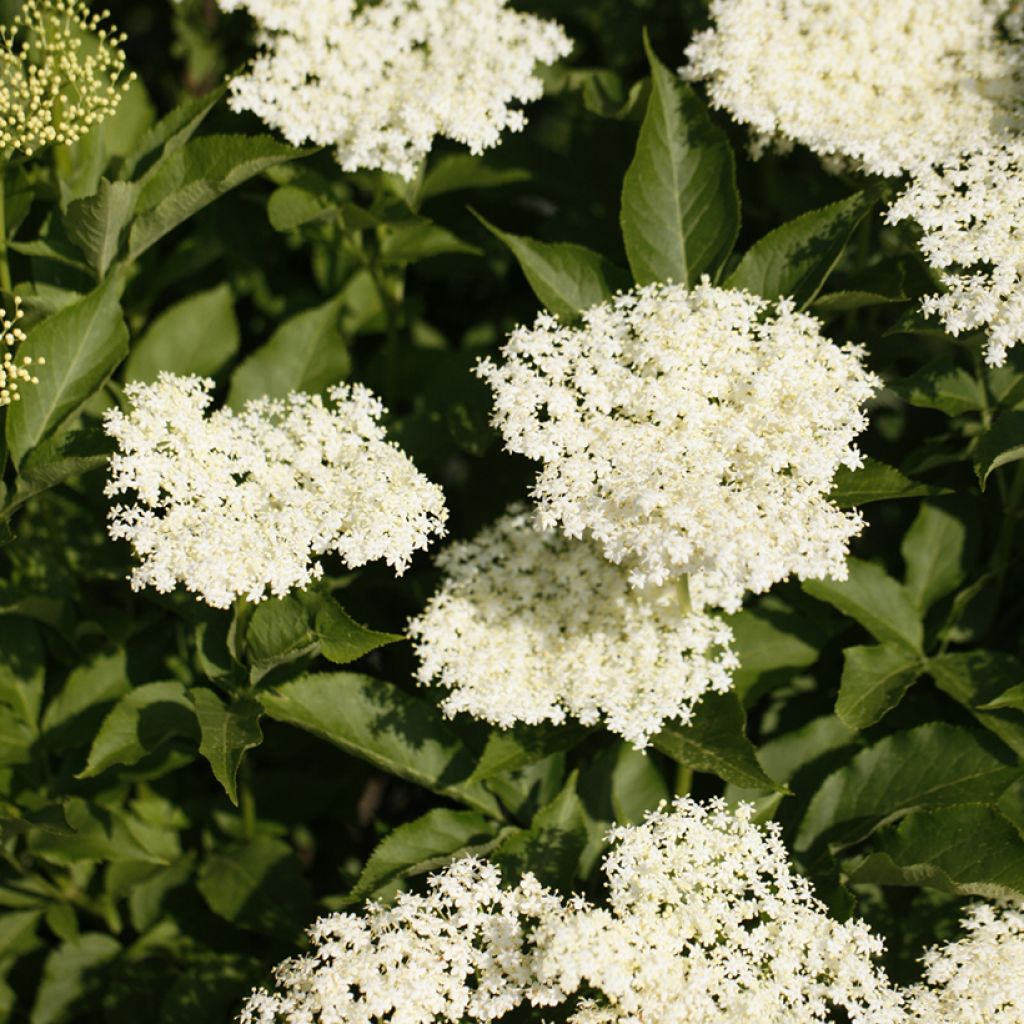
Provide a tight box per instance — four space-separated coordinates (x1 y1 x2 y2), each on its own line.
477 281 879 610
104 373 448 608
683 0 1024 176
408 507 738 748
221 0 572 179
0 297 43 407
887 138 1024 365
904 902 1024 1023
0 0 134 155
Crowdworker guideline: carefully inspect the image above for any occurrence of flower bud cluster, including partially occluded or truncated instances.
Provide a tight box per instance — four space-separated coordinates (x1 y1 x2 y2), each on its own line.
0 297 43 407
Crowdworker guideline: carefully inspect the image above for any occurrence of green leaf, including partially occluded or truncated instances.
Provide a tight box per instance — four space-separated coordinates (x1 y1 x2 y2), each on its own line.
725 191 878 308
470 720 590 782
974 411 1024 488
197 836 311 936
78 681 197 778
11 427 114 512
803 558 923 653
40 651 131 750
900 499 975 613
847 804 1024 899
608 744 670 824
267 184 339 232
260 672 502 817
6 275 128 468
829 457 949 508
652 690 778 790
0 616 45 728
474 212 629 320
892 358 986 417
620 35 739 286
419 155 530 201
492 771 586 888
836 643 923 730
190 689 263 805
795 722 1018 853
124 284 239 383
227 295 350 408
127 134 311 261
315 599 404 665
349 808 499 900
28 798 165 865
380 217 481 264
64 179 140 278
30 933 121 1024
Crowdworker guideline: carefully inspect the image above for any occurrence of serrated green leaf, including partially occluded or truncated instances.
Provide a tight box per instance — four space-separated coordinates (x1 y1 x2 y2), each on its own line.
620 35 739 286
125 284 239 383
64 178 140 278
470 720 590 782
259 672 502 817
190 689 263 805
803 558 923 653
829 457 949 508
227 295 350 408
11 426 113 512
900 499 976 613
315 600 403 665
725 191 878 308
6 275 128 468
652 690 778 790
795 722 1018 854
349 808 499 901
474 212 629 320
892 358 986 417
78 681 197 778
836 643 923 730
974 411 1024 488
127 134 312 260
846 804 1024 900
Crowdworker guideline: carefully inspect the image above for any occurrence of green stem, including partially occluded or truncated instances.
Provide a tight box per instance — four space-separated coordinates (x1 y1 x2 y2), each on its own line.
239 758 257 841
0 156 10 295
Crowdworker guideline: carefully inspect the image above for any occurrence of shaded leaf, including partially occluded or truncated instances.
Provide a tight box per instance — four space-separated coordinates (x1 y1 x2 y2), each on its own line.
829 457 949 508
836 643 923 730
190 689 264 805
11 427 113 512
30 933 121 1024
470 720 590 782
420 155 530 201
380 218 481 263
900 499 976 613
893 358 985 417
974 411 1024 488
65 179 139 277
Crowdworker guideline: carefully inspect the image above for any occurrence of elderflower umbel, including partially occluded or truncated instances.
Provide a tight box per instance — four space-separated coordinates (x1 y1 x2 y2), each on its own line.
104 373 448 608
240 858 567 1024
904 902 1024 1023
220 0 572 179
683 0 1024 175
0 0 134 155
0 297 43 407
535 798 904 1024
886 138 1024 366
477 281 879 610
408 507 738 748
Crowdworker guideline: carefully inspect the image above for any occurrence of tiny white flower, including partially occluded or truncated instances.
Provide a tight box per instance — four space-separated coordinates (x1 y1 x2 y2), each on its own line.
104 373 448 608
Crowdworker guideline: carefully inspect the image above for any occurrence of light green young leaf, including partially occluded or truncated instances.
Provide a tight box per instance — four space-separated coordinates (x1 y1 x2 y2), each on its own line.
78 681 198 778
259 672 502 817
190 688 264 805
835 643 923 730
652 691 778 790
124 284 239 383
474 212 629 320
620 34 739 286
974 411 1024 488
6 275 128 468
64 178 140 278
846 803 1024 900
725 191 879 308
348 808 499 901
795 722 1018 853
803 557 923 653
900 500 975 613
830 457 950 508
227 295 349 408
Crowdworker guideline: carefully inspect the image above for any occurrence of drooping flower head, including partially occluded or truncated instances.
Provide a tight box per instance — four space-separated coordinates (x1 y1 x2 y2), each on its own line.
904 901 1024 1023
0 0 134 155
0 297 43 407
887 138 1024 366
683 0 1024 176
408 507 738 748
104 373 448 608
477 281 879 611
221 0 572 179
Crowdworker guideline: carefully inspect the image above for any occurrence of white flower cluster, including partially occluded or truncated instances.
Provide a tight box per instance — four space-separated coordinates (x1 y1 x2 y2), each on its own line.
0 0 135 155
104 373 447 608
477 281 879 610
408 507 738 748
887 139 1024 366
0 298 44 408
220 0 572 179
241 799 904 1024
683 0 1024 176
904 902 1024 1023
